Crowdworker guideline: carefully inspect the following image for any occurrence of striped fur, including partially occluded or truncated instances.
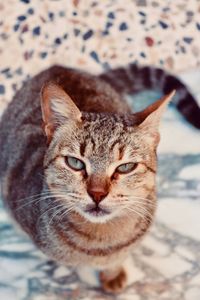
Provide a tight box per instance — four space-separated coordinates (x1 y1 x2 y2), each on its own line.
99 64 200 129
0 65 173 293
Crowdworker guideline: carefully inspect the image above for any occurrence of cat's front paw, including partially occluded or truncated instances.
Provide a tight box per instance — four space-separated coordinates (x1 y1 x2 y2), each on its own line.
100 267 127 294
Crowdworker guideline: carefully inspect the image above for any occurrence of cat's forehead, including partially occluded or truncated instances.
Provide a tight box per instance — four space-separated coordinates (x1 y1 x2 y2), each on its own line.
81 112 136 128
82 113 125 135
81 113 129 143
78 113 141 159
58 113 144 162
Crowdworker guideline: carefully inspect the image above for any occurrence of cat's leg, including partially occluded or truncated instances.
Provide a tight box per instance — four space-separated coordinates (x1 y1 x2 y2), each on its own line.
100 265 127 293
77 264 127 293
77 255 138 293
99 255 137 293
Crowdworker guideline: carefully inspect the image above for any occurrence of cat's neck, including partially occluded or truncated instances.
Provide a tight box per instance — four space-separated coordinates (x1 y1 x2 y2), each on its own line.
66 211 145 242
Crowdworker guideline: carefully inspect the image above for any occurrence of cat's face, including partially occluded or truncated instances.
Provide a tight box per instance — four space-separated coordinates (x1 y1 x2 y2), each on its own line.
41 83 174 224
44 114 157 223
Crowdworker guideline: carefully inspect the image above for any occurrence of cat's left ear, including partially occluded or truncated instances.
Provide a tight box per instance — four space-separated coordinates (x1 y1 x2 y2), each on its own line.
135 90 175 140
40 82 81 143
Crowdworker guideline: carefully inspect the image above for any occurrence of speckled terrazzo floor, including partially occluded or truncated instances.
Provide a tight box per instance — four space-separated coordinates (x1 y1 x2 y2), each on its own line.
0 1 200 300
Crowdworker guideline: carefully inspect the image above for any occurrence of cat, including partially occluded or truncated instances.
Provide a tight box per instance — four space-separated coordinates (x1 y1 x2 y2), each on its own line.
0 64 198 293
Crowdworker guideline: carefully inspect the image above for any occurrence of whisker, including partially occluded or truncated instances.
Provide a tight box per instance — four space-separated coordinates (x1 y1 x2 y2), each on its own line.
16 194 62 211
134 206 154 219
129 195 156 202
16 191 52 203
16 189 79 203
47 206 67 227
126 209 151 224
122 196 157 207
38 203 66 225
129 200 156 208
125 205 153 222
125 207 144 220
16 195 50 211
58 206 75 222
16 190 81 211
128 202 154 215
47 203 76 230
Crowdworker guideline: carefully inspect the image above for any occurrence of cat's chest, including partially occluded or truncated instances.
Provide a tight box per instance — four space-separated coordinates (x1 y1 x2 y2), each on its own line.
40 215 142 267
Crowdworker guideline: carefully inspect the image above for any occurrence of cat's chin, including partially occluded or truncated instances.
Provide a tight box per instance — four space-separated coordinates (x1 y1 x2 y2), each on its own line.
76 206 115 224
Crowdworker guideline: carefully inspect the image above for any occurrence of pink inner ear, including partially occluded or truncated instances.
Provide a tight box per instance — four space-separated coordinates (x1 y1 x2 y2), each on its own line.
40 82 55 123
42 123 54 144
40 83 56 142
40 82 82 144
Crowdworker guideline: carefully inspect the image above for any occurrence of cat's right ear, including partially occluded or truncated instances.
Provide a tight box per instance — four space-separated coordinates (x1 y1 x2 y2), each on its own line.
40 82 81 143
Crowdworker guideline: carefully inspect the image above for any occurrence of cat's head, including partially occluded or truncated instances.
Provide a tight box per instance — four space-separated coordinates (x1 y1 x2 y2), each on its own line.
41 82 174 224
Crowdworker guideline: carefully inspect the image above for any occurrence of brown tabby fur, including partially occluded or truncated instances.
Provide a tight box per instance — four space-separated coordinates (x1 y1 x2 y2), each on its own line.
0 66 174 293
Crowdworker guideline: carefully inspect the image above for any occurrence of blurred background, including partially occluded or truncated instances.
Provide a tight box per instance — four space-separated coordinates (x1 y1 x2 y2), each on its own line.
0 1 200 300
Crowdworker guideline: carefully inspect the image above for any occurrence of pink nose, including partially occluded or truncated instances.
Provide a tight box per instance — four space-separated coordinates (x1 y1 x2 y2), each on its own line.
87 189 108 204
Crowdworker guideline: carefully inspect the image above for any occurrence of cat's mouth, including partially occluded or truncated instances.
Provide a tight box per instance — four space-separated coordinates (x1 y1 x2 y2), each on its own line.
84 205 110 217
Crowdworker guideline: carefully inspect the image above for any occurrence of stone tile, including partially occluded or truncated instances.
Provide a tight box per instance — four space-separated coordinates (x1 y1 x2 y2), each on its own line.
157 198 200 241
141 235 170 256
53 266 71 278
141 253 192 278
185 287 200 300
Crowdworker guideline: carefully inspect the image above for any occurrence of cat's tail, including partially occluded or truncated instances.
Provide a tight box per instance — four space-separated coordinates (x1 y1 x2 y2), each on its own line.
99 64 200 129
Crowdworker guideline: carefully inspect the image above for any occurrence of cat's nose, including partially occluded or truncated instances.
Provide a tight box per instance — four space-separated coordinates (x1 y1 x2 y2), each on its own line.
87 189 108 204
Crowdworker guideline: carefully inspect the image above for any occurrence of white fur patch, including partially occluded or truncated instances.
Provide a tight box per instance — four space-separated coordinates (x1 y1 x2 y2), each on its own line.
76 265 100 287
123 255 145 285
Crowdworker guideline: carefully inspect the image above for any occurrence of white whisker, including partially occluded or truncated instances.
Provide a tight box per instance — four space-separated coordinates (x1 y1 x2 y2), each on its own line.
47 206 67 227
125 207 144 220
58 206 76 222
125 205 153 223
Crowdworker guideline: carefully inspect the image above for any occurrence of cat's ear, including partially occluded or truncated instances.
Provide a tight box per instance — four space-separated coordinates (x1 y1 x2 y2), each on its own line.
40 82 81 142
136 90 175 140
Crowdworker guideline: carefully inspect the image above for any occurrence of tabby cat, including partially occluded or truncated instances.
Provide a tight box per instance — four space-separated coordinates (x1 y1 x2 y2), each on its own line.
0 64 199 293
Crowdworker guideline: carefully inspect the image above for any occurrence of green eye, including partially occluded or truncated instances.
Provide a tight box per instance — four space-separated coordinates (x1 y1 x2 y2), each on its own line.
116 163 137 174
65 156 85 171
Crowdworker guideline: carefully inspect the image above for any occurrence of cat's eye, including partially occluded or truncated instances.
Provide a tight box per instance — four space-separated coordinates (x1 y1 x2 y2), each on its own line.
115 162 138 174
65 156 85 171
